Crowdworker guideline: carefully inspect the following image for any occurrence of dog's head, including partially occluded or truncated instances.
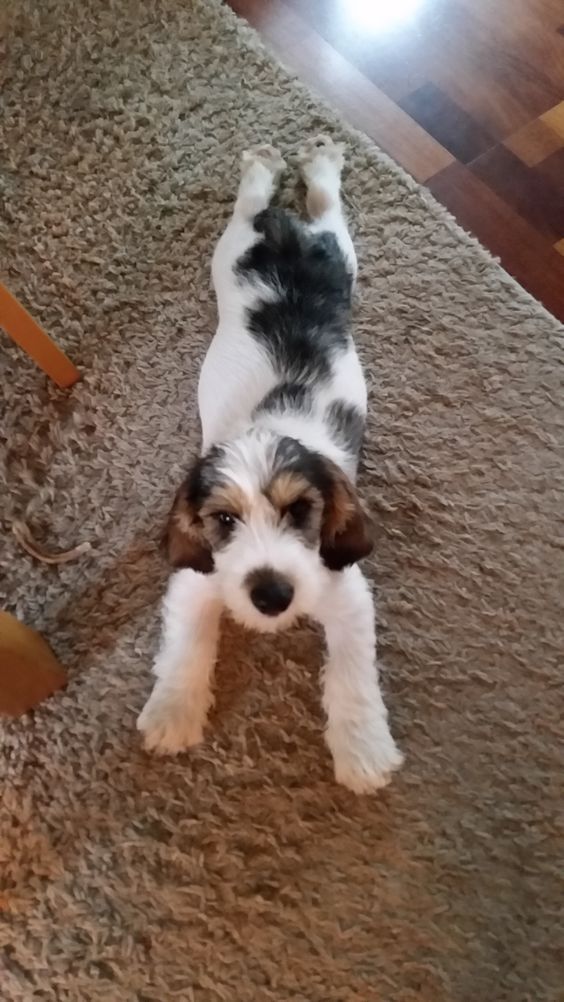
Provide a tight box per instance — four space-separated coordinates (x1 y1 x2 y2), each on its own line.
166 431 373 632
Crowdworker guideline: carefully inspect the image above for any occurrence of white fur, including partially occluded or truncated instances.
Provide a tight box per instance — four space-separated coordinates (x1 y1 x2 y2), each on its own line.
315 565 403 792
137 570 222 754
138 140 403 793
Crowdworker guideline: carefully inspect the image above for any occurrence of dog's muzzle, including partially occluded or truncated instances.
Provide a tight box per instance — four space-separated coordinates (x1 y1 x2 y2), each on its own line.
246 567 294 617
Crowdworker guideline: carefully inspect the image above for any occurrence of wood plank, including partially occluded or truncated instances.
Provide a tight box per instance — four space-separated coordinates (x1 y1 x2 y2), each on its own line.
466 0 564 33
536 150 564 244
536 146 564 188
429 5 561 138
281 0 430 102
285 0 562 137
457 0 564 96
228 0 454 182
236 0 564 138
541 101 564 137
400 83 496 164
427 161 564 321
470 144 564 240
504 117 564 166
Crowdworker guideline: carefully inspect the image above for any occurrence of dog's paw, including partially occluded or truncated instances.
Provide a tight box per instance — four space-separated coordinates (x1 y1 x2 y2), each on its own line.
328 717 403 794
298 134 345 173
137 686 207 756
241 144 286 176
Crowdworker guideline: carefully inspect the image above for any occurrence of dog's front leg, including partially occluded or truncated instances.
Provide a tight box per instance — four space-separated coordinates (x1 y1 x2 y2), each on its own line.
137 569 222 755
316 565 403 793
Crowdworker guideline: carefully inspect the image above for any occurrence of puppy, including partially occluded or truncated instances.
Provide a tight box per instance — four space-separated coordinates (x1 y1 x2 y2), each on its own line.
138 137 403 793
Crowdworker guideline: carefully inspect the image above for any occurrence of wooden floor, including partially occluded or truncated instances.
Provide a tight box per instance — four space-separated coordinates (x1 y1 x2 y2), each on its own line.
226 0 564 322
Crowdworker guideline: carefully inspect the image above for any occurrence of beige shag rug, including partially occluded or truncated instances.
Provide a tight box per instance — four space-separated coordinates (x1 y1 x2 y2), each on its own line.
1 2 563 999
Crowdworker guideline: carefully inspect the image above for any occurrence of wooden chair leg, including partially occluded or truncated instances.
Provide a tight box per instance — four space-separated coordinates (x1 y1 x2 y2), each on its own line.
0 281 80 389
0 611 66 717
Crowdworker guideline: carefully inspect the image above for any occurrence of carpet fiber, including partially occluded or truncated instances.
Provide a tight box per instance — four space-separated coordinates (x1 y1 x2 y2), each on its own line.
1 2 563 999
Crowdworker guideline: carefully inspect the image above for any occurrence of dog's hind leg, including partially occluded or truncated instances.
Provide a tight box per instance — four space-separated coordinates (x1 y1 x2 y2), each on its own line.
211 144 286 291
235 144 286 217
299 135 357 282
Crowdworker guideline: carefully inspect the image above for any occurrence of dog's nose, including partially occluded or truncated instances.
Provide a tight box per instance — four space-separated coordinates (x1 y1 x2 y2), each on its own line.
249 570 294 616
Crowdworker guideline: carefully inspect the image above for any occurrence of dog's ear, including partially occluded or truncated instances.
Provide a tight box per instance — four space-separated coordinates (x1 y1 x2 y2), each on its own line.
164 465 214 574
320 461 373 571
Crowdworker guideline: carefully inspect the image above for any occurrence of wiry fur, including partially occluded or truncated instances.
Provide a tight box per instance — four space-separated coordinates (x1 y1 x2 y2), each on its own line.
138 138 402 792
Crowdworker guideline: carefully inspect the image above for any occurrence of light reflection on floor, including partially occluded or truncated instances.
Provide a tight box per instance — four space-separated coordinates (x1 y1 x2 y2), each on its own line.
339 0 426 33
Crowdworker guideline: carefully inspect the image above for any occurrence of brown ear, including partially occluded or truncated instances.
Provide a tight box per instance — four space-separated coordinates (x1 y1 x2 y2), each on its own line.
320 463 373 571
165 481 214 574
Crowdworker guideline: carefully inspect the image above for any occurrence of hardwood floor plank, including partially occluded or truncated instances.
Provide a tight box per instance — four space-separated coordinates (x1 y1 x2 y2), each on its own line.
536 149 564 238
465 0 564 33
470 144 564 240
281 0 430 102
227 0 454 182
400 83 496 164
504 117 564 166
536 146 564 177
414 3 561 137
457 0 564 98
285 0 562 135
428 161 564 320
540 101 564 137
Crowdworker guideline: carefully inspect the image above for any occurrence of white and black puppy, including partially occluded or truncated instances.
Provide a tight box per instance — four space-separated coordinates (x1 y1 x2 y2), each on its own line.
138 137 403 793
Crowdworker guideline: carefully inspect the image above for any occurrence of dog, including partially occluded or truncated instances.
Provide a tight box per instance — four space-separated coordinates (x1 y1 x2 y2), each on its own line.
137 137 403 793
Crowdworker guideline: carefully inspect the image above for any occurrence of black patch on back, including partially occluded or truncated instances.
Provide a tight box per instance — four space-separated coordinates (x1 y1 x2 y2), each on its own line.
326 400 365 458
254 381 313 417
236 207 353 385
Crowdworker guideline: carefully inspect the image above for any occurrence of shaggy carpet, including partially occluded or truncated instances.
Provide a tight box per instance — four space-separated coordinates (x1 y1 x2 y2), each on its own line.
1 1 563 1000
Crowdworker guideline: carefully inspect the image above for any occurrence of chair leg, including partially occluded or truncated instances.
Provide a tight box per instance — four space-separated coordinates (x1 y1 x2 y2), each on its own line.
0 281 80 389
0 611 67 717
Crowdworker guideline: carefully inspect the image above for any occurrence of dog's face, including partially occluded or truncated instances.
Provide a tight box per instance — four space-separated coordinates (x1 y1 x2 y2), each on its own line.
166 431 373 632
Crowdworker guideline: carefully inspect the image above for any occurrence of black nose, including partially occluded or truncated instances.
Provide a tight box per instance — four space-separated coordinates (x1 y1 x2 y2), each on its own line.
248 569 294 616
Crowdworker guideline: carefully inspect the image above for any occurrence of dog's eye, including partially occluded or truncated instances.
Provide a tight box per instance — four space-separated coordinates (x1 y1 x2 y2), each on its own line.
283 498 311 527
215 511 237 531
